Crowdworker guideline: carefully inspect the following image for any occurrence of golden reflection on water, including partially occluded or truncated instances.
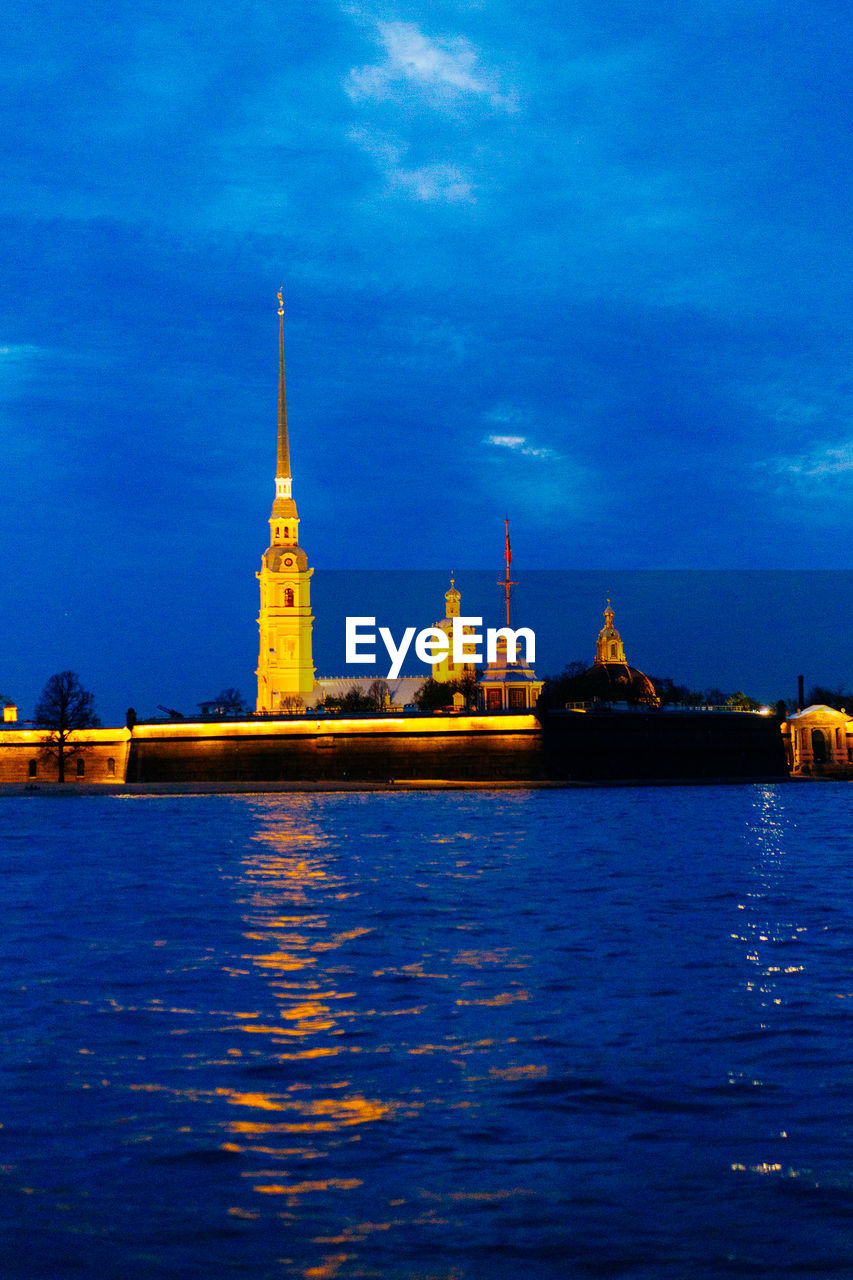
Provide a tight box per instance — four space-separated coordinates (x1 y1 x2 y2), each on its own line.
201 797 538 1275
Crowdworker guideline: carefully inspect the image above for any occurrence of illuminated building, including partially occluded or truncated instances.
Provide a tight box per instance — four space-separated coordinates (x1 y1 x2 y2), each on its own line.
477 635 544 712
432 578 477 684
255 294 316 712
568 601 659 706
782 704 853 775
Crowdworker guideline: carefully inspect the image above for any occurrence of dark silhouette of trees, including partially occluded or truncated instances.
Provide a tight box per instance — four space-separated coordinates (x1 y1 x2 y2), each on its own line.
536 662 587 711
413 675 478 711
807 685 850 711
33 671 100 782
414 678 454 711
367 679 390 710
539 665 771 712
214 688 250 714
320 684 384 713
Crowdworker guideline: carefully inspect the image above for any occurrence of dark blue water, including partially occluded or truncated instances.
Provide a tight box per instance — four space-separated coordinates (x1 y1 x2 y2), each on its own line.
1 785 851 1279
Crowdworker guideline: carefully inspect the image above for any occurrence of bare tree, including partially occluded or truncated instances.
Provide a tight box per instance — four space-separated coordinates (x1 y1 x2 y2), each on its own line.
215 687 249 714
34 671 100 782
367 679 390 711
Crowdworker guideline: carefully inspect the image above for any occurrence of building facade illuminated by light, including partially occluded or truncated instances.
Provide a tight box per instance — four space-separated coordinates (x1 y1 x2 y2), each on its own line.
432 579 477 684
255 294 316 712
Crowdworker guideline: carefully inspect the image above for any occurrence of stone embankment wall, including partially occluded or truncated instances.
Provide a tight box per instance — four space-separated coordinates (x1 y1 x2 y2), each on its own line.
542 709 788 781
126 714 545 784
0 727 132 784
0 710 789 787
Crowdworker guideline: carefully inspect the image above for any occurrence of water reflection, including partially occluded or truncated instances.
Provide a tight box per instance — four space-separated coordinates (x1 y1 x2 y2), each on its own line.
221 794 538 1275
737 787 808 1013
6 788 852 1279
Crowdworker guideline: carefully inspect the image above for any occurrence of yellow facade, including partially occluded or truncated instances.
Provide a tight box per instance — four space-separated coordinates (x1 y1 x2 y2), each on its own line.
255 296 316 712
433 579 477 683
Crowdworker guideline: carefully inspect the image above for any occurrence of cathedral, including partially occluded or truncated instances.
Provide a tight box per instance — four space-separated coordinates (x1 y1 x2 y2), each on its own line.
255 294 316 712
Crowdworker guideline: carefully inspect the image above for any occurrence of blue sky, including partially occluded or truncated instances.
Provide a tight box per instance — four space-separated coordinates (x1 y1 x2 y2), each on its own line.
3 0 852 720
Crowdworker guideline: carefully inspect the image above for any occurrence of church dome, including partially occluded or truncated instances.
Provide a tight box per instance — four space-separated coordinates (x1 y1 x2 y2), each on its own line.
571 601 659 706
570 661 659 705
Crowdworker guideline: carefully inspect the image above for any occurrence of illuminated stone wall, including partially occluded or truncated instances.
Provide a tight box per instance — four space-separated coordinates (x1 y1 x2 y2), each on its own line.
0 711 790 786
127 715 544 784
0 727 132 784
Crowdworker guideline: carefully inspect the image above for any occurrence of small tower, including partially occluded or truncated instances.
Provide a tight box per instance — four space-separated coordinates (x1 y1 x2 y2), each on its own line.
256 293 316 712
594 600 627 666
433 578 477 684
566 600 658 705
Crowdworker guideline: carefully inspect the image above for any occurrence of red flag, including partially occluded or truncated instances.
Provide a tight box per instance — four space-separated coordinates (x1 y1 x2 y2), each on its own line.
504 517 512 567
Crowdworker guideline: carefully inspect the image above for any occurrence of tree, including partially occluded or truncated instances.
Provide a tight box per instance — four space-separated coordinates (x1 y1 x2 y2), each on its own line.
33 671 100 782
727 690 761 712
319 685 376 713
339 684 378 713
367 679 390 711
536 662 588 711
807 685 850 711
414 677 456 711
649 676 704 707
214 687 249 714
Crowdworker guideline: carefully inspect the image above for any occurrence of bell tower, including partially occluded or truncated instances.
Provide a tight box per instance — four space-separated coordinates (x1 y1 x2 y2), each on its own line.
255 293 315 712
594 600 628 666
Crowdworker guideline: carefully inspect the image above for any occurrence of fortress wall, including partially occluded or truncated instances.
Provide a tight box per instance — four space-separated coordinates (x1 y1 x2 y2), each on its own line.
0 712 789 787
542 709 788 781
127 714 545 783
0 728 132 784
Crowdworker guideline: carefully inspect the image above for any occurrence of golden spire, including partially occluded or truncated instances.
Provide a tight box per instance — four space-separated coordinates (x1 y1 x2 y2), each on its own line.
276 290 291 482
271 291 297 521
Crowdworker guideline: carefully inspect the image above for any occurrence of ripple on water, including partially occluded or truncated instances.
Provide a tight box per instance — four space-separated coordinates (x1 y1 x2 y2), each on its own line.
0 786 852 1279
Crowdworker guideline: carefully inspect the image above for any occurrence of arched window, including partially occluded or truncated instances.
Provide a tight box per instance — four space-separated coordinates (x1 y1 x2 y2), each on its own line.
283 526 289 538
610 642 617 658
28 759 37 778
284 588 295 607
76 757 85 777
811 728 827 764
107 757 116 777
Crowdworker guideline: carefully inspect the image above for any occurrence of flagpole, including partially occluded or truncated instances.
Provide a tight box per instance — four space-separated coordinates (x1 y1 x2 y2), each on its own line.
501 516 517 630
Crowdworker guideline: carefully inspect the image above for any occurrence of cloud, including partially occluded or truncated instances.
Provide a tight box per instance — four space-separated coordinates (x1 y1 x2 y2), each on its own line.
763 442 853 484
347 126 475 202
346 20 513 111
343 15 516 202
484 433 557 460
